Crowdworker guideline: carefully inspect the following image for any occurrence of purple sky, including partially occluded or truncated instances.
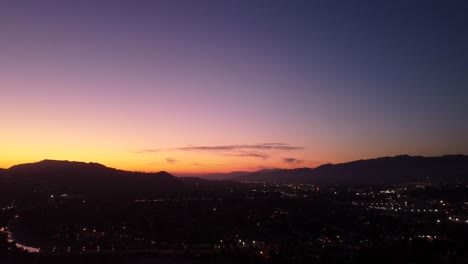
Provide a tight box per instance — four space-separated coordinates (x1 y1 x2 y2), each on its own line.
1 0 467 173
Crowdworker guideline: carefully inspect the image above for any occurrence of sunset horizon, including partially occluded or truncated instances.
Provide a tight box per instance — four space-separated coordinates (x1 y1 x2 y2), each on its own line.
2 1 467 176
2 152 467 176
1 1 467 262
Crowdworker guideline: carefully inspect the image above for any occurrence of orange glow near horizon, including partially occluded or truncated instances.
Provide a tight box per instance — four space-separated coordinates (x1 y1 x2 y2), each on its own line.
1 105 463 175
1 105 462 175
0 143 323 175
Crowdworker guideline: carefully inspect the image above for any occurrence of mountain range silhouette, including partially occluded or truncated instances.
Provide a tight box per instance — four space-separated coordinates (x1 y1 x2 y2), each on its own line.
229 155 468 184
1 155 467 199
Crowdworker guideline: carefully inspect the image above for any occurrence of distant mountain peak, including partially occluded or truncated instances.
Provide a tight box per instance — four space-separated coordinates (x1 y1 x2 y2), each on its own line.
230 154 468 184
9 159 110 172
39 159 106 166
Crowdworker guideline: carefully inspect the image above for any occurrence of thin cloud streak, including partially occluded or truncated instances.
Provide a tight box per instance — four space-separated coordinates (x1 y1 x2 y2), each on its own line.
166 158 177 164
133 149 162 153
226 152 269 160
133 143 303 154
176 143 303 152
283 158 303 164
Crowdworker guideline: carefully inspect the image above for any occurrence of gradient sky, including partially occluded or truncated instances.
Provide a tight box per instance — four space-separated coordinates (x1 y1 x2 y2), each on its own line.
1 0 467 174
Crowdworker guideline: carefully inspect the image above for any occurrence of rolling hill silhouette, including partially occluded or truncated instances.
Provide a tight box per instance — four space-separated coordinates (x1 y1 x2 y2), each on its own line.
230 155 468 184
0 160 182 198
2 155 467 200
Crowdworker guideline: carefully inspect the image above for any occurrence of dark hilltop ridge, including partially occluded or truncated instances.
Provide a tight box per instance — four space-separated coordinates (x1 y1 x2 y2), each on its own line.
0 159 181 199
1 155 467 200
230 155 468 184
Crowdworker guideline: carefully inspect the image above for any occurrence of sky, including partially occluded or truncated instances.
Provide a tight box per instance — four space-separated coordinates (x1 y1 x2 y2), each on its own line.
1 0 467 174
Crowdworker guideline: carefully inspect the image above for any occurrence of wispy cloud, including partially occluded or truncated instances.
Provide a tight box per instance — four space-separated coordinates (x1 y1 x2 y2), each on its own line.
133 143 303 155
166 158 178 164
133 143 303 164
227 152 269 159
133 149 162 153
175 143 303 152
283 158 303 164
